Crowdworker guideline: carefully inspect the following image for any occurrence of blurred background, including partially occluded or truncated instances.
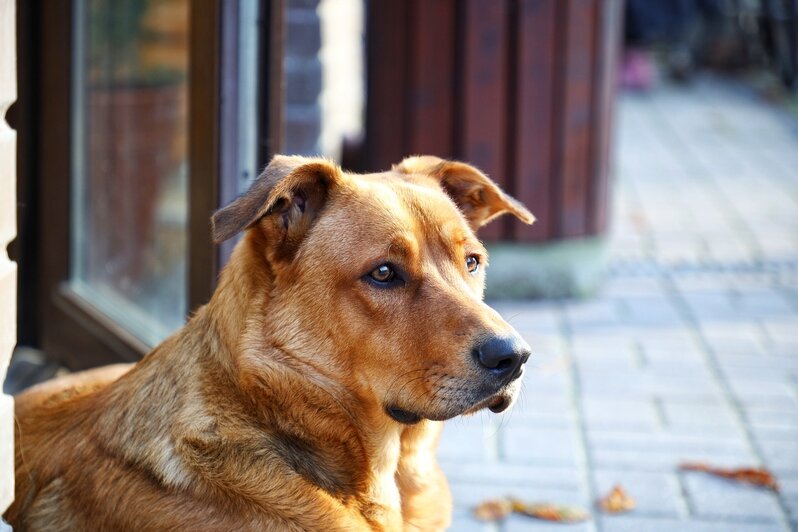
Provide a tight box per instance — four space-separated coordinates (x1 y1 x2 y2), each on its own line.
2 0 798 529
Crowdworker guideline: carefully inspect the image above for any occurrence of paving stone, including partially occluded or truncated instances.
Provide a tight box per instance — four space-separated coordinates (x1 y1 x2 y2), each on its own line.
700 324 769 355
448 481 589 510
501 427 582 468
578 369 722 400
564 300 622 325
440 461 582 490
490 302 563 335
580 398 660 431
520 367 571 396
587 429 750 456
749 424 798 442
661 400 739 430
502 394 575 428
771 341 798 358
599 277 665 298
729 379 798 405
718 353 798 375
681 471 783 522
762 319 798 343
783 496 798 522
504 514 596 532
439 419 496 461
449 509 495 532
599 516 787 532
591 447 757 473
744 405 798 428
619 295 685 326
756 439 798 474
593 469 685 517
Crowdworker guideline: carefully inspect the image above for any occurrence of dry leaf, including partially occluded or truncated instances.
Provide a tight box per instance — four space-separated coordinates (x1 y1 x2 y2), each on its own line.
473 498 512 521
510 499 590 522
598 484 636 514
680 462 779 492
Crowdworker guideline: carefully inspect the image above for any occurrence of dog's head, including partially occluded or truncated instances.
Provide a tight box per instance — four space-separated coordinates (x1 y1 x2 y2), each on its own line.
213 155 535 424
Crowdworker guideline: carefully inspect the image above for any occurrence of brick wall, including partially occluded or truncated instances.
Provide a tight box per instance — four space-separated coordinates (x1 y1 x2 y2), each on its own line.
0 0 16 514
284 0 323 155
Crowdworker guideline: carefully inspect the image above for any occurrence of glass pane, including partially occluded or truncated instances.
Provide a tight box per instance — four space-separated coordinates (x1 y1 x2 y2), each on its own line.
71 0 189 346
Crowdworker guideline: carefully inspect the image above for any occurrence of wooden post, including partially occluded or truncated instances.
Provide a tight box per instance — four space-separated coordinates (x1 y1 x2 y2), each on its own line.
0 0 17 513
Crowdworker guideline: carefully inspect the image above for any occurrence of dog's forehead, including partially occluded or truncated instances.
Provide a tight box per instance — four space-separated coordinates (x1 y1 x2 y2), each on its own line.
308 171 474 257
351 172 470 233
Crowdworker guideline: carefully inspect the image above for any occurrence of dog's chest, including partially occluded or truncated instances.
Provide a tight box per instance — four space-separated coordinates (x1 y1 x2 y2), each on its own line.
364 428 403 522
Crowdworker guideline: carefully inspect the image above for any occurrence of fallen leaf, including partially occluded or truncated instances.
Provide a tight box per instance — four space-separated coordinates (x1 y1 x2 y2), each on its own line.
680 462 779 492
473 498 512 521
598 484 636 514
510 499 590 522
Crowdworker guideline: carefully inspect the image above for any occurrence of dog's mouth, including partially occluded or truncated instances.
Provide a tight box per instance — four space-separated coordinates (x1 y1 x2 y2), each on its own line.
487 394 511 413
386 406 423 425
386 377 521 424
464 375 523 416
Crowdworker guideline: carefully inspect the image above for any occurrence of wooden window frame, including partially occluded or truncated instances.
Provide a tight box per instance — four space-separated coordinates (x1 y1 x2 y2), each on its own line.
30 0 284 370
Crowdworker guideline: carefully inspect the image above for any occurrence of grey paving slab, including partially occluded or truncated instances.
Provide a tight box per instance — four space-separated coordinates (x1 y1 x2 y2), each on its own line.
448 482 590 511
660 400 739 430
504 515 597 532
440 461 582 491
592 469 686 518
501 426 583 468
682 472 783 522
580 398 661 431
599 516 787 532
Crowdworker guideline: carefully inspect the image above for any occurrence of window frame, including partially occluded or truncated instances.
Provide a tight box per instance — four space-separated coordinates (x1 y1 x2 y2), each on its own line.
31 0 284 369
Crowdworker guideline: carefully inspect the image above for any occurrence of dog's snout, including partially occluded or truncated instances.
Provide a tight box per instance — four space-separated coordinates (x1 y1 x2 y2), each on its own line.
474 335 531 379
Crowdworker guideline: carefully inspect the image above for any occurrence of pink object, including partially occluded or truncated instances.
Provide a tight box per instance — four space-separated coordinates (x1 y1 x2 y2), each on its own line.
620 48 656 91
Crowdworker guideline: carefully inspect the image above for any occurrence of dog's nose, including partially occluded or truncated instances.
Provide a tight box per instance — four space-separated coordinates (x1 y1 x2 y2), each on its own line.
474 335 531 380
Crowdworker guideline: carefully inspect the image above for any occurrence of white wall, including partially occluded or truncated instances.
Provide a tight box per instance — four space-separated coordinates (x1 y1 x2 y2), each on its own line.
0 0 17 514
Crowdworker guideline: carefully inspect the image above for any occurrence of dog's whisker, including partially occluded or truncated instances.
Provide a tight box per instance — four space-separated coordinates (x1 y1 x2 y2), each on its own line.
385 368 428 397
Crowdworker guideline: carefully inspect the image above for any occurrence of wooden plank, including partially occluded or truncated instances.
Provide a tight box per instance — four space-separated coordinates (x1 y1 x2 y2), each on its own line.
407 0 455 159
512 0 557 242
188 0 223 312
461 0 509 241
587 0 622 235
365 0 410 171
556 0 597 238
38 0 81 366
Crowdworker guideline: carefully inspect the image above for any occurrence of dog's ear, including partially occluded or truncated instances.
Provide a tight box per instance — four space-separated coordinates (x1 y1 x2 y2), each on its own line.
394 156 535 230
212 155 342 245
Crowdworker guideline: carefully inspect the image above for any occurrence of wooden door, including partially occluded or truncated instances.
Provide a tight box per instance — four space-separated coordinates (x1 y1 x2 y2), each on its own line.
363 0 624 243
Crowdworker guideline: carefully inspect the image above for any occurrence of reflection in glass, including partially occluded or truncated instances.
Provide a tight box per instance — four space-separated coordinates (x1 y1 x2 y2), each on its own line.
72 0 189 346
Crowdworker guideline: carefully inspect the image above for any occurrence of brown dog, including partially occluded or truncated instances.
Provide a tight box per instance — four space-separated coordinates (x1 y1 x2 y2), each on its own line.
6 155 534 530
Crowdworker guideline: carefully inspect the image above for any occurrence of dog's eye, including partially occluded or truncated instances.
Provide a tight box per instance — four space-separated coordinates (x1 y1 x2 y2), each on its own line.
466 255 480 274
369 264 396 283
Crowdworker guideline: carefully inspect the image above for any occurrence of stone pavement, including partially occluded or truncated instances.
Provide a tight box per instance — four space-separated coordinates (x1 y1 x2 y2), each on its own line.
440 77 798 531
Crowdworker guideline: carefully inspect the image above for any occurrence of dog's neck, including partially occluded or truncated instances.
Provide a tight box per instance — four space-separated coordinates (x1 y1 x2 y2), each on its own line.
203 234 407 522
